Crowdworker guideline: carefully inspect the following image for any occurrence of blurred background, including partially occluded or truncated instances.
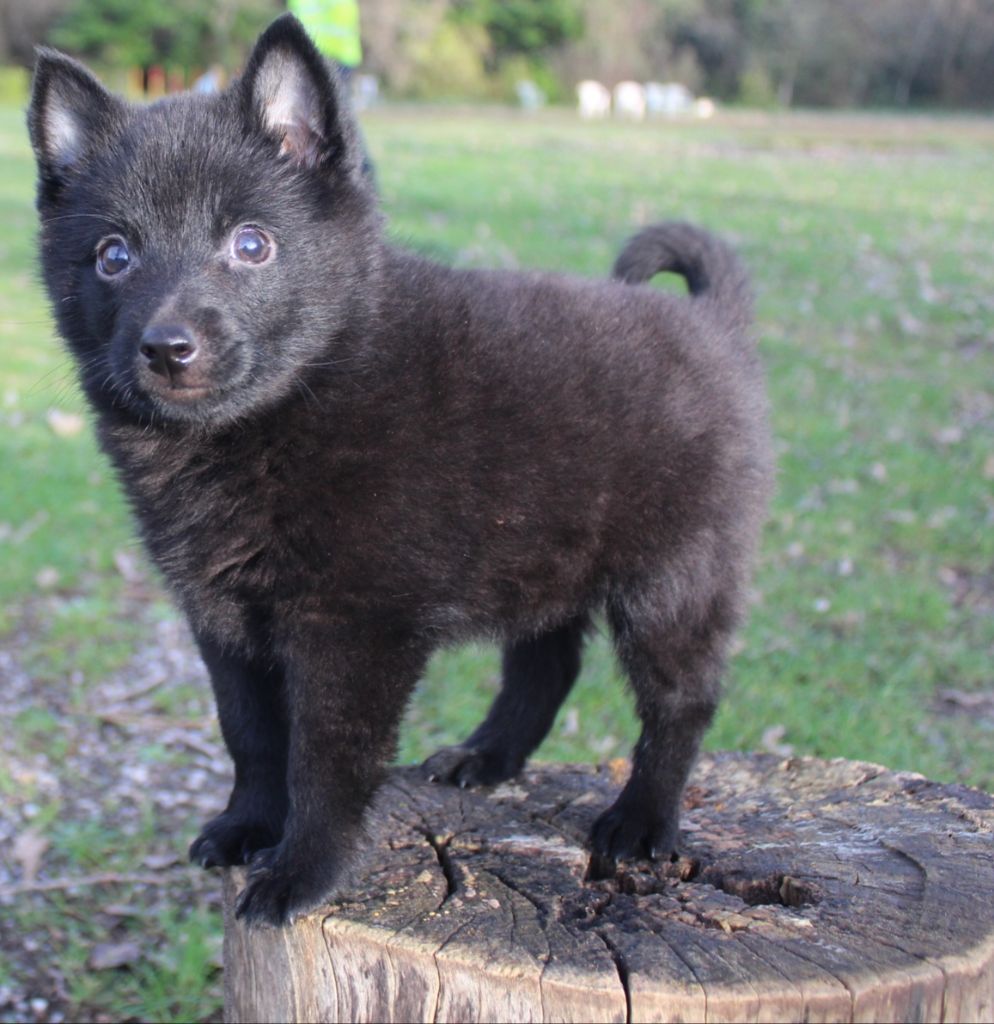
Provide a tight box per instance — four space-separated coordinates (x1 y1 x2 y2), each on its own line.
1 2 992 1022
1 0 994 108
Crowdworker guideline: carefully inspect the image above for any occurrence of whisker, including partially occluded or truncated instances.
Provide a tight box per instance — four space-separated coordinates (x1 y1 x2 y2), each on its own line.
41 213 121 225
295 378 321 411
301 358 364 369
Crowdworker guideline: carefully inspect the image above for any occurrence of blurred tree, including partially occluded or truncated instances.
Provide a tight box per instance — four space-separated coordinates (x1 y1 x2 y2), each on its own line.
551 0 662 87
453 0 583 62
50 0 277 75
637 0 994 108
11 0 989 108
336 3 994 165
667 0 746 98
1 0 70 65
406 18 491 99
52 0 206 69
864 0 994 108
356 0 451 95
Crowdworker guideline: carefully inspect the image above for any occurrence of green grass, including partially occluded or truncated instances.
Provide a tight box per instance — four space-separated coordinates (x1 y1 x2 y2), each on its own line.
368 108 994 782
1 103 993 1021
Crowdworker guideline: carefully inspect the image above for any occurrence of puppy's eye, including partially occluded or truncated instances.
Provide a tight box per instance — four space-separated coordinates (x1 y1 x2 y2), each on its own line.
96 237 131 278
231 225 273 265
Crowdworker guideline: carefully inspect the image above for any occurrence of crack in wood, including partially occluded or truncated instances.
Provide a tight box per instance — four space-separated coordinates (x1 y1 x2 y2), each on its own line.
224 757 994 1023
656 926 711 1020
501 878 549 1022
421 829 458 905
593 928 632 1024
770 939 857 1020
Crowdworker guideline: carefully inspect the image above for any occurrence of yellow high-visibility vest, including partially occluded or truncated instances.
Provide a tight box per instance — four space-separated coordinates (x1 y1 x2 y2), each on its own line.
288 0 363 68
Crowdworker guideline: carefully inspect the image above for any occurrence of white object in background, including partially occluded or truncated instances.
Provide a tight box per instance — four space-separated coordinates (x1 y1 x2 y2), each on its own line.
645 81 694 116
516 80 545 111
694 97 716 119
577 79 611 119
353 74 379 111
613 81 646 120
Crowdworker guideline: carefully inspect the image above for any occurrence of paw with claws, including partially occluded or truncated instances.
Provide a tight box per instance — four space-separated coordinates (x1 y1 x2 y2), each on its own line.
189 811 282 869
588 797 678 875
421 743 522 789
234 844 344 927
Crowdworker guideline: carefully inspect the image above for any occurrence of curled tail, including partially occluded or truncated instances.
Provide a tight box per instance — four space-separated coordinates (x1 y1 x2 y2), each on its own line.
613 221 752 333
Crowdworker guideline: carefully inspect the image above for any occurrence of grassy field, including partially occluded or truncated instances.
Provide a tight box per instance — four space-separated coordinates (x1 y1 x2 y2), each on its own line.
1 102 993 1021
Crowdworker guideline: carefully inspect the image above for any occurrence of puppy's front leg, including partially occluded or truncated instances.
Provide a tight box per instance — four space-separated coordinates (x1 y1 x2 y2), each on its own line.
189 634 289 869
234 619 426 927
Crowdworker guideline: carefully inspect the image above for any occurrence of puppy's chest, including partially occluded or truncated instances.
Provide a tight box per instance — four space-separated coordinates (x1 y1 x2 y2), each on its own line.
112 431 342 607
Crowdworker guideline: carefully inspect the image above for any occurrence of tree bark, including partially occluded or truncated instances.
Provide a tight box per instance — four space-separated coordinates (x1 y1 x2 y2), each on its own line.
224 753 994 1023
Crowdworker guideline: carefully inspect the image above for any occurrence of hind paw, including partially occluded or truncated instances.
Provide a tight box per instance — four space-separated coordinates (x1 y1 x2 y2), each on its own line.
421 744 521 788
589 800 677 870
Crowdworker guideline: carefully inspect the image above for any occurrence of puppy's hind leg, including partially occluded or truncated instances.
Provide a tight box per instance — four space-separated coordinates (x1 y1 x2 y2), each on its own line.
590 588 737 868
423 614 588 787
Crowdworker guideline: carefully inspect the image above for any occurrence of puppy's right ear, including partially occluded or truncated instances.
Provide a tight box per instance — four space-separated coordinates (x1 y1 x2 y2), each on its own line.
240 14 363 178
28 49 123 199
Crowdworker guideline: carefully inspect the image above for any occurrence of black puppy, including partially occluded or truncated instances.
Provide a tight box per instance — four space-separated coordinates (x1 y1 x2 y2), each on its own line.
28 15 772 926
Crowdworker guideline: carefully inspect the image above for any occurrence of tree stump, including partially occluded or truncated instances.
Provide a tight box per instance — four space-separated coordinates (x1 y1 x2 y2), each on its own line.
223 753 994 1023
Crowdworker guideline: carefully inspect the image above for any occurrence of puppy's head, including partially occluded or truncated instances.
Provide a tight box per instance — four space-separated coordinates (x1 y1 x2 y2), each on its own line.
28 15 379 427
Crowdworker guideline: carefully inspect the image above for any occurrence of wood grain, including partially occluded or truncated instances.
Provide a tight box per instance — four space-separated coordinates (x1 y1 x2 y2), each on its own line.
224 753 994 1023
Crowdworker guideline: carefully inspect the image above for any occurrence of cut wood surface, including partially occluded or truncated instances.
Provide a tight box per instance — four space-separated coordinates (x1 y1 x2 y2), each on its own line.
223 753 994 1023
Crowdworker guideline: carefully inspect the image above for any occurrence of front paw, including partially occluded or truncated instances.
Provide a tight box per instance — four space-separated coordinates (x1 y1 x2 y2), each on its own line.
190 811 281 869
234 845 342 928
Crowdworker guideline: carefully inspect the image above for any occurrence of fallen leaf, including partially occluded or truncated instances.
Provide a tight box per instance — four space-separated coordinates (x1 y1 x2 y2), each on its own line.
46 409 85 438
761 724 794 757
593 734 618 757
937 689 994 712
898 310 923 335
113 549 144 584
933 425 963 445
927 506 957 528
607 757 630 785
142 852 179 870
207 933 223 970
11 511 49 545
34 567 60 590
101 903 146 918
13 829 48 884
89 940 142 971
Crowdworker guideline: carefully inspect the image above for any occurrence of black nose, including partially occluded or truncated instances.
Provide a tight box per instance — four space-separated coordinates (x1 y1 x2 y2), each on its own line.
139 325 199 377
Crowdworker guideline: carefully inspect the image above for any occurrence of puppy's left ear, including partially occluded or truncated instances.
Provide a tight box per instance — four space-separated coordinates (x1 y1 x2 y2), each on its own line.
28 48 125 201
241 14 362 178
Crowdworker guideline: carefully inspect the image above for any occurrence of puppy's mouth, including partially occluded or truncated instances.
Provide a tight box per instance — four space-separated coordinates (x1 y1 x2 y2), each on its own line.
151 380 214 399
147 374 213 393
129 353 230 420
138 368 220 409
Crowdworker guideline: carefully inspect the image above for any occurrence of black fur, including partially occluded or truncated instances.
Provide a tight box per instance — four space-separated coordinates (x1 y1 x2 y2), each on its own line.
28 15 773 926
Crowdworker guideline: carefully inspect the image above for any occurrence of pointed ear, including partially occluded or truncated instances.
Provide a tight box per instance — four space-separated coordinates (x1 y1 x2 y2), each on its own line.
28 48 122 182
241 14 360 175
